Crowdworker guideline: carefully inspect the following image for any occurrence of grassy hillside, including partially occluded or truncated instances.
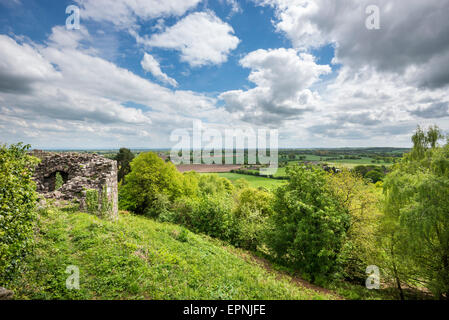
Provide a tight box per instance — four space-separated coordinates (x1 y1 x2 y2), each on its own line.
6 207 337 300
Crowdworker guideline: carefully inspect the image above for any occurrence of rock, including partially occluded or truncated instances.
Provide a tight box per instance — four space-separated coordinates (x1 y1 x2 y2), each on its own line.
0 287 13 300
30 151 118 220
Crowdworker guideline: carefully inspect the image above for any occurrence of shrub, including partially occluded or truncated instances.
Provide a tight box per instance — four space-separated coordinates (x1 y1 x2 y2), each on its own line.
365 170 385 183
266 165 350 281
198 174 234 195
381 126 449 299
188 194 235 241
326 169 382 283
144 193 172 219
0 143 39 279
55 172 64 190
119 152 187 214
85 189 99 215
232 188 273 250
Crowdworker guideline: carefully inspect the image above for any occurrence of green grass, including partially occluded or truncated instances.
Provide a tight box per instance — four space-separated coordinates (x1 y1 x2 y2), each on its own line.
215 172 286 189
6 207 336 300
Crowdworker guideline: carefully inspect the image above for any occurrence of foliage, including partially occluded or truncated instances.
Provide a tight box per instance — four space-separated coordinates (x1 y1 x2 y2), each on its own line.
187 194 235 241
232 187 273 250
266 165 350 282
85 189 98 215
100 186 113 218
153 174 273 251
198 174 234 195
143 193 172 219
119 152 188 214
233 178 250 190
0 143 39 279
114 148 135 183
364 170 385 183
381 125 449 299
55 172 64 190
85 187 112 218
326 169 382 282
216 172 286 189
5 208 336 300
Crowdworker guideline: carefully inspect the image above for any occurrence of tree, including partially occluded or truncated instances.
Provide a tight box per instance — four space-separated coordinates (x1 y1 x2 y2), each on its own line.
326 169 382 282
266 165 350 282
114 148 134 183
365 170 384 183
198 174 234 195
0 143 39 279
119 152 186 214
382 126 449 299
233 187 273 250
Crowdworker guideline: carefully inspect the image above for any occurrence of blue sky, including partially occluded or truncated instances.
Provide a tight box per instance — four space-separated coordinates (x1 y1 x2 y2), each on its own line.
0 0 448 149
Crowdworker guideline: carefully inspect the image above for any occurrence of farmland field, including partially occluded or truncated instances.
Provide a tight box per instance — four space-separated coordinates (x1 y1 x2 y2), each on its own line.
210 172 286 189
177 164 241 173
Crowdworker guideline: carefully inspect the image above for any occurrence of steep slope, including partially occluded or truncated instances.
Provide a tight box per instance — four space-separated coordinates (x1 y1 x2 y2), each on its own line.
6 207 338 300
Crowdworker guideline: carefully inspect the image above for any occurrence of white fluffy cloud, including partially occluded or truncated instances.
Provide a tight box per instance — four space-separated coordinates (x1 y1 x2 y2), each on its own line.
144 11 240 67
141 53 178 87
0 35 61 94
75 0 202 27
0 28 228 148
255 0 449 89
220 48 330 125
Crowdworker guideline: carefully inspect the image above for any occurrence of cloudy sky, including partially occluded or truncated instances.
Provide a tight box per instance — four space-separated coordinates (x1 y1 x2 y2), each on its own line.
0 0 448 149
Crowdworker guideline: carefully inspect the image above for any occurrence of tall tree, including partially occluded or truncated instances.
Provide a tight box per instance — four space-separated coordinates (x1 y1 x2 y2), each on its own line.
382 126 449 299
119 152 187 214
114 148 134 183
266 165 350 282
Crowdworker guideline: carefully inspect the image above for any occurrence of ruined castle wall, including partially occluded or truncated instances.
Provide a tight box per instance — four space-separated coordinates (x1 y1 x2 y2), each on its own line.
31 151 118 220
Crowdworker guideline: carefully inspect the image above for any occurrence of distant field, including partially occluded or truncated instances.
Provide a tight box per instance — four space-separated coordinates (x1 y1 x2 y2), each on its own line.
177 164 241 173
211 172 286 189
326 158 392 166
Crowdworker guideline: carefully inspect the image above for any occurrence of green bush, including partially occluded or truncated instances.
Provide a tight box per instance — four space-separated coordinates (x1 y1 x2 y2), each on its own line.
232 187 273 250
0 143 39 279
85 189 99 215
119 152 188 214
198 174 234 195
144 193 172 219
365 170 384 183
266 165 350 281
381 126 449 299
54 172 64 190
188 194 235 241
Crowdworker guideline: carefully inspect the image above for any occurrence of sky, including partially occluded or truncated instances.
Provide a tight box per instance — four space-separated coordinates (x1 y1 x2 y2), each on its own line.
0 0 449 149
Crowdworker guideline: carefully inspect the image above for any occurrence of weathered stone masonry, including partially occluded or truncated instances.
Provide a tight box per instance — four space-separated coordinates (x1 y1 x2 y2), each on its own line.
31 151 118 219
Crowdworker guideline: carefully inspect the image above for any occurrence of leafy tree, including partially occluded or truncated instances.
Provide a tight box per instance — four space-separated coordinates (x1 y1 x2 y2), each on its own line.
365 170 385 183
188 194 234 240
382 126 449 299
327 169 382 282
114 148 134 183
0 143 39 279
119 152 186 214
266 165 350 282
354 165 370 177
233 178 250 190
233 187 274 250
198 174 234 195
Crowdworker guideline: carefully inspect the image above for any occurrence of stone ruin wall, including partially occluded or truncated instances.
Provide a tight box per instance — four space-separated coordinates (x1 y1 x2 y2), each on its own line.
31 151 118 220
